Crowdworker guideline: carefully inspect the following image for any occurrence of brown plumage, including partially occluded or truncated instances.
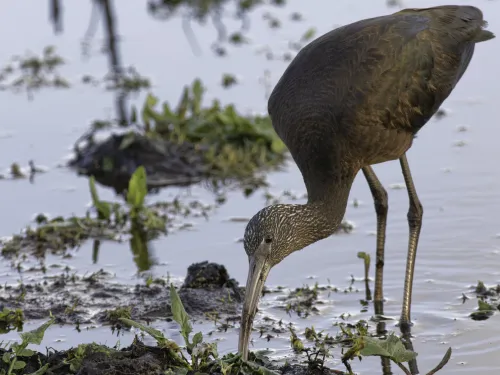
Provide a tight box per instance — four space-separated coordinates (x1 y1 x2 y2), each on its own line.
239 5 494 360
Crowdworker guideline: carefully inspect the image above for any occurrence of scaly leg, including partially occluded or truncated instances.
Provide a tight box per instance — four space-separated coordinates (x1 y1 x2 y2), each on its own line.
399 154 423 330
362 166 388 316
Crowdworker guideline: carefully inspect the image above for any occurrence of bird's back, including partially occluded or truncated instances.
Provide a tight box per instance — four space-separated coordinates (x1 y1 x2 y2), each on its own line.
268 5 494 195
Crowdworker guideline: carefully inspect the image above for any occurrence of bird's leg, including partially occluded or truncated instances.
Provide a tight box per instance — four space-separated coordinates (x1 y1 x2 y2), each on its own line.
398 154 423 331
362 166 388 316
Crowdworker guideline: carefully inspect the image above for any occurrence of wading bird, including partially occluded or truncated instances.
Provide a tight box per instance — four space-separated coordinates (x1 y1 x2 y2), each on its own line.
238 5 494 359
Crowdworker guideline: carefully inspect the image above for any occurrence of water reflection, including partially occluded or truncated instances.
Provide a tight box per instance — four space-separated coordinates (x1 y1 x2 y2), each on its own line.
129 225 157 272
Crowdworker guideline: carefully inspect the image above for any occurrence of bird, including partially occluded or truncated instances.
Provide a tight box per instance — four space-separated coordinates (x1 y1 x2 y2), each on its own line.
238 5 494 360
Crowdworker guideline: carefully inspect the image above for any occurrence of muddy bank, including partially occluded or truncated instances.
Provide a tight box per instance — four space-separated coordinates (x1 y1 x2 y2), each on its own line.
0 262 243 326
0 339 343 375
0 261 352 375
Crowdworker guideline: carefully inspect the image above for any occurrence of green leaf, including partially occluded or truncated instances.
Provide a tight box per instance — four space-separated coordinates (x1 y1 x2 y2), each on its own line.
270 138 286 153
357 251 371 269
142 93 158 119
126 166 147 209
11 360 27 369
478 299 495 311
26 363 49 375
216 113 232 126
176 87 190 119
16 348 35 357
169 283 192 345
301 27 316 42
2 352 11 363
19 317 55 346
192 332 203 347
88 177 111 220
359 334 417 363
119 318 166 344
191 79 204 116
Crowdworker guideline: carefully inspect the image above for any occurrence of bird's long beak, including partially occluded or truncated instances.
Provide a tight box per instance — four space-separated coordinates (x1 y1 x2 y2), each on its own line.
238 252 271 361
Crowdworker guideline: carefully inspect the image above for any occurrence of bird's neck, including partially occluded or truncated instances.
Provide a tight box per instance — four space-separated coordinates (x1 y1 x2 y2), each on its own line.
291 174 356 250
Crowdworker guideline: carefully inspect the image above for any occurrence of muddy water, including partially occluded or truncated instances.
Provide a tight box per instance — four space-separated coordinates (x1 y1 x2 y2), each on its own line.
1 0 500 373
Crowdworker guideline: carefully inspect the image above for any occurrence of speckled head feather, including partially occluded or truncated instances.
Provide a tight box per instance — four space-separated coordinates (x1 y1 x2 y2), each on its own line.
243 201 349 266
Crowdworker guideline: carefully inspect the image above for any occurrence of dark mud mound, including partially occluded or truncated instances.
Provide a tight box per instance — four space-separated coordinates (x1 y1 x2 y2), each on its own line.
0 341 178 375
0 262 243 325
183 261 235 289
0 340 343 375
69 132 208 193
180 261 242 317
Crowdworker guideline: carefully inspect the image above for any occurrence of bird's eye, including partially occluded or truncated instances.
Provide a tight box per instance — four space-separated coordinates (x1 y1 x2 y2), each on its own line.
264 236 273 244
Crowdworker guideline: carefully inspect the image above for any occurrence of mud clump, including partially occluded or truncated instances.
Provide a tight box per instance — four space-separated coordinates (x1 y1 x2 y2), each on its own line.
70 133 207 194
180 261 243 317
183 261 235 289
179 261 243 318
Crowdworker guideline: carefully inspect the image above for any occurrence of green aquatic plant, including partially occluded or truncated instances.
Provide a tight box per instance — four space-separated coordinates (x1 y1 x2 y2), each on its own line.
0 309 24 334
126 166 148 220
82 66 151 94
133 79 287 178
120 284 279 374
88 166 166 234
0 46 69 100
288 320 452 375
1 315 55 375
357 252 371 281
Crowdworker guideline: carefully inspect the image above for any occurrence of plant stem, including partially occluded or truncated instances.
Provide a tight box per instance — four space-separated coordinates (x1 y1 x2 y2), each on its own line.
395 361 412 375
426 348 452 375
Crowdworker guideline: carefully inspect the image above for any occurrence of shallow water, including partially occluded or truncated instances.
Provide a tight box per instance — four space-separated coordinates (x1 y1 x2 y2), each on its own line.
1 0 500 373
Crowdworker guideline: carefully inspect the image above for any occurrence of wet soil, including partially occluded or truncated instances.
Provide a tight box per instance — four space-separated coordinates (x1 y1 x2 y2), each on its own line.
0 340 343 375
0 261 350 375
0 262 243 325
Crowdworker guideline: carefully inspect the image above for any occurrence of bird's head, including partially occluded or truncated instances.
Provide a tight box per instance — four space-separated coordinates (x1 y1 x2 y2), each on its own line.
244 204 305 264
238 203 315 359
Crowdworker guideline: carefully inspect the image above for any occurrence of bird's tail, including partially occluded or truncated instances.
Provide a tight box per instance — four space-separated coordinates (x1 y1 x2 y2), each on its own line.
398 5 495 43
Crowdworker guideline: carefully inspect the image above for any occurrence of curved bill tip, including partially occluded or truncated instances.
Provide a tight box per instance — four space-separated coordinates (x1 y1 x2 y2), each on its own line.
238 254 271 361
